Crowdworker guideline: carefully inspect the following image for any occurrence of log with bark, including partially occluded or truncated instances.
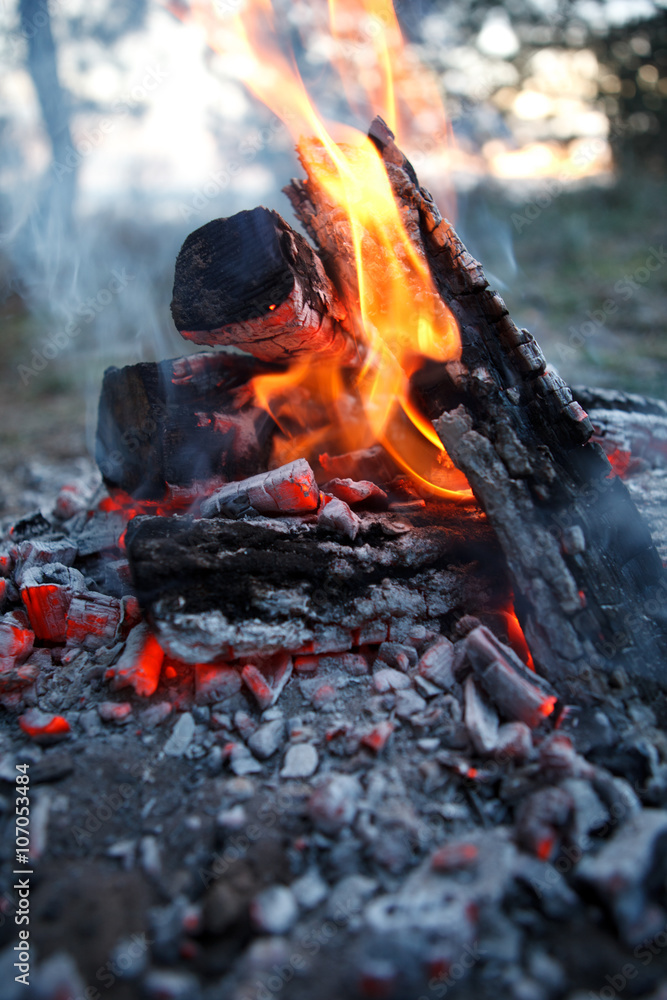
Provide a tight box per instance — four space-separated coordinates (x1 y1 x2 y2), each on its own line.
284 117 667 686
171 206 359 364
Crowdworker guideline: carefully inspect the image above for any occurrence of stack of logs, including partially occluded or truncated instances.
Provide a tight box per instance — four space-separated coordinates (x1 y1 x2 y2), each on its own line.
97 117 667 692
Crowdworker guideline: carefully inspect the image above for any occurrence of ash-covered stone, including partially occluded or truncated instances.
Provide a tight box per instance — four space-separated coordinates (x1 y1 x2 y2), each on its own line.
98 701 133 724
201 458 319 517
576 808 667 943
464 675 500 754
418 637 456 689
251 885 299 934
194 663 242 705
143 969 201 1000
394 688 427 720
376 640 418 672
291 867 329 910
516 786 574 861
31 952 87 1000
162 712 195 757
280 742 318 778
19 708 71 745
247 718 285 759
308 774 362 833
372 667 411 693
227 742 263 776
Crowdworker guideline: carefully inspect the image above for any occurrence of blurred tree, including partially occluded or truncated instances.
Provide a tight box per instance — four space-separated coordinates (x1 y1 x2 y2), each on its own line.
19 0 76 232
592 10 667 172
398 0 667 172
4 0 150 304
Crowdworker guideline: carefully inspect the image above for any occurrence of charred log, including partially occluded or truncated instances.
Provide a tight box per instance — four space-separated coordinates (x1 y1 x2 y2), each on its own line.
96 352 277 500
171 206 358 364
285 118 667 684
125 504 508 664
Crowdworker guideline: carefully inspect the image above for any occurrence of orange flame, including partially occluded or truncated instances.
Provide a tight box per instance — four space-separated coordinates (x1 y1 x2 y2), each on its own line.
179 0 471 499
326 0 452 153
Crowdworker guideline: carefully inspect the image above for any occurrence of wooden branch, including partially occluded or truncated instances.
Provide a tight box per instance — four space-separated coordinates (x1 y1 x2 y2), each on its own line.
96 352 277 500
171 206 358 364
284 118 667 686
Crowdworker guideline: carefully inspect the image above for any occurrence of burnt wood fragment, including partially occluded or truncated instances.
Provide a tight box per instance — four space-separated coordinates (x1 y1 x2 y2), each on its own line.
96 352 277 500
200 458 320 518
171 207 358 364
285 118 667 684
125 505 508 664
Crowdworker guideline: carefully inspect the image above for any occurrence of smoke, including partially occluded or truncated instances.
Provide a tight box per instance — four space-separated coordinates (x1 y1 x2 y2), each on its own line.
0 0 300 471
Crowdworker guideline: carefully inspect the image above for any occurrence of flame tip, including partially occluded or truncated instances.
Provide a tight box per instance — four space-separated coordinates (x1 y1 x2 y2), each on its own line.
182 0 466 499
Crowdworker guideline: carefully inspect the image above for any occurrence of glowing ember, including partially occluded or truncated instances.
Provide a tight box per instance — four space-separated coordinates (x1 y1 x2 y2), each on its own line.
605 447 634 479
540 696 558 719
431 842 479 872
360 720 394 753
535 834 556 861
19 709 71 744
21 583 71 643
107 626 165 698
178 0 472 500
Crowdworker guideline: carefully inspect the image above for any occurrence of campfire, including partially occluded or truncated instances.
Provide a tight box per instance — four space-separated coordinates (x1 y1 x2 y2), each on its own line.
3 1 667 996
91 99 664 692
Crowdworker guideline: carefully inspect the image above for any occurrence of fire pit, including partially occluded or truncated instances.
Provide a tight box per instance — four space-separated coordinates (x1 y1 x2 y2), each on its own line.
2 2 667 999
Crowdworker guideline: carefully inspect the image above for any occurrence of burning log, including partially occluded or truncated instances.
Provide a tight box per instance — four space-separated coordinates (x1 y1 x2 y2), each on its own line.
96 351 277 500
171 207 358 364
285 118 667 685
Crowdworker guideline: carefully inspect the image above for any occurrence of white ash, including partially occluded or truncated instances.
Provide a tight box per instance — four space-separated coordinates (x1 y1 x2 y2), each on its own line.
280 742 318 778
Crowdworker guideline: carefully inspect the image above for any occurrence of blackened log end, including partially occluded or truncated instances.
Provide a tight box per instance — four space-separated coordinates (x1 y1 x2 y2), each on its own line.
171 207 295 333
